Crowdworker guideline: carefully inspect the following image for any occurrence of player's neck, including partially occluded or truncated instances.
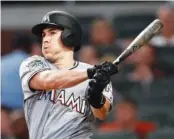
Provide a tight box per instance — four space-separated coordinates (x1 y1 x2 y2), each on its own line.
54 51 75 69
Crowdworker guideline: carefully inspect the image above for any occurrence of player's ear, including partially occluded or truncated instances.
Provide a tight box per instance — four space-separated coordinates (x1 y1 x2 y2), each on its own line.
58 30 63 37
57 30 63 41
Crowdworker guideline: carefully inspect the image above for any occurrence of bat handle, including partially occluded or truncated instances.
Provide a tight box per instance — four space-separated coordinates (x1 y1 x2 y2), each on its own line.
113 58 120 65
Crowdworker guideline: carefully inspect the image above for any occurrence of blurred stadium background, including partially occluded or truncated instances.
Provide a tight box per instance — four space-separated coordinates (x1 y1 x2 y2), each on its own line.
1 1 174 139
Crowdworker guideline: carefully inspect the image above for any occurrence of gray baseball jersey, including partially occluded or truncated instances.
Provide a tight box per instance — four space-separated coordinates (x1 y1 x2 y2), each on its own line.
19 55 113 139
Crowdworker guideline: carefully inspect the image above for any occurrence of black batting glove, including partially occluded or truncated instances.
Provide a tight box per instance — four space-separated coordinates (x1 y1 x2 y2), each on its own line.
86 69 110 109
87 61 118 79
100 61 119 76
87 65 102 79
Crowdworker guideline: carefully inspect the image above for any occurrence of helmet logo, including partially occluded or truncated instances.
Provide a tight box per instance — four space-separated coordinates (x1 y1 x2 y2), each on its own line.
42 14 50 23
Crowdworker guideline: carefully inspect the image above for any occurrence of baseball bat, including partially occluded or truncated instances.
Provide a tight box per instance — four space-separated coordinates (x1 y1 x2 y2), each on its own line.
113 19 163 65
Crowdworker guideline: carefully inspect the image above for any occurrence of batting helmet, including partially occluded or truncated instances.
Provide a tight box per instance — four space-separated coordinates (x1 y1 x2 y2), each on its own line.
32 11 82 52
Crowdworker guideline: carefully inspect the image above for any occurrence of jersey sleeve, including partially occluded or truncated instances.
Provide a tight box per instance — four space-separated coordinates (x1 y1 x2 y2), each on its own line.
19 55 50 100
102 82 114 111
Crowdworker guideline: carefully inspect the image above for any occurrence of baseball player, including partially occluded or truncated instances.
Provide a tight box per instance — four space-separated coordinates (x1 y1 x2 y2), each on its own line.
19 11 118 139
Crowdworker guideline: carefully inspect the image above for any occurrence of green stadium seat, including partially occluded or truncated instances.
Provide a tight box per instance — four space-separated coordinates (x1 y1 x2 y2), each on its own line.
167 105 174 127
111 77 137 95
92 131 138 139
138 105 171 127
154 47 174 74
150 78 174 97
113 13 155 38
148 128 174 139
125 77 174 105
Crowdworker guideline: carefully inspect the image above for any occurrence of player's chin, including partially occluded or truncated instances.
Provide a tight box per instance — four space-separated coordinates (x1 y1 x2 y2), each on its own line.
43 53 55 62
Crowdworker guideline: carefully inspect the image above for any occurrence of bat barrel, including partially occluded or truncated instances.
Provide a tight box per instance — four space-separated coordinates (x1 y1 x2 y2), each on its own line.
113 19 163 65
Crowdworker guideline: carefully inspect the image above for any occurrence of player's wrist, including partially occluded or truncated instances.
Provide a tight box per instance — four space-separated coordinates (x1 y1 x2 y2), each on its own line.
86 79 107 109
100 61 119 76
87 64 103 79
87 68 95 79
88 92 106 109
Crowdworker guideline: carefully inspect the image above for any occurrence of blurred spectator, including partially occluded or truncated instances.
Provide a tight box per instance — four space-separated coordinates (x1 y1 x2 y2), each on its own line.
1 107 29 139
123 44 165 84
10 110 29 139
1 32 40 139
1 32 41 109
90 18 116 46
151 3 174 47
77 45 100 65
99 97 156 139
89 18 123 62
127 46 155 83
1 106 14 138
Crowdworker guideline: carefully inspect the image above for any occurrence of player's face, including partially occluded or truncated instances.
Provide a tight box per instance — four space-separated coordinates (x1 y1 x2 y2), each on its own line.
41 28 63 62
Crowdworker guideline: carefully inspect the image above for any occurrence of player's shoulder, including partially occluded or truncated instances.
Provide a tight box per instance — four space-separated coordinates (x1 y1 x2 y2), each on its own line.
19 55 47 77
20 55 44 68
23 55 45 62
78 61 94 69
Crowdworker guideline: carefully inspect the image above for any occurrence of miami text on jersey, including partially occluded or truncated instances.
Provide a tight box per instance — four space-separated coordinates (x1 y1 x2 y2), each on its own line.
37 90 86 114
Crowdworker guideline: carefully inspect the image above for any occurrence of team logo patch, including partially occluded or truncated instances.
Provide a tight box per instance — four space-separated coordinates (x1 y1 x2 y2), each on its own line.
27 60 46 71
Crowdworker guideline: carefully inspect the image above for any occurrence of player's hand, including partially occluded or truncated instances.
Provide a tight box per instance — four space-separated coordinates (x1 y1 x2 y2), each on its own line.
87 61 118 79
87 65 102 79
99 61 119 76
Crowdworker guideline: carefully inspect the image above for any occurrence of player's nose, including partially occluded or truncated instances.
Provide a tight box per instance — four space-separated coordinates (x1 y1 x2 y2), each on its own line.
43 35 51 43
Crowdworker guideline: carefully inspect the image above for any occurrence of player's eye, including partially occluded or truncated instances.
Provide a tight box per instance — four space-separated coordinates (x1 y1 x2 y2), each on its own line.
50 31 56 35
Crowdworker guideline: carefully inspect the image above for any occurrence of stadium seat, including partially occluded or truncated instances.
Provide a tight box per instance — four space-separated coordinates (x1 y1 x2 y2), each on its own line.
113 13 156 38
138 105 171 127
125 77 174 105
150 78 174 97
148 128 174 139
111 79 137 95
154 47 174 76
167 105 174 127
92 131 138 139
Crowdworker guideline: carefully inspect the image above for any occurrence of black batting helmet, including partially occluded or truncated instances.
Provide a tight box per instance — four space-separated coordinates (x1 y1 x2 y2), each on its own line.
32 11 82 52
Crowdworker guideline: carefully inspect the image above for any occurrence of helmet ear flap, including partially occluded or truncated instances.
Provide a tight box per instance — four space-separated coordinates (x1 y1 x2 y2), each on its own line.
61 28 77 47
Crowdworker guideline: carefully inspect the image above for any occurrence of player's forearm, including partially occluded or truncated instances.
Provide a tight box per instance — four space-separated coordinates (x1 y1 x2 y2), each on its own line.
30 70 88 90
91 97 110 120
45 70 88 89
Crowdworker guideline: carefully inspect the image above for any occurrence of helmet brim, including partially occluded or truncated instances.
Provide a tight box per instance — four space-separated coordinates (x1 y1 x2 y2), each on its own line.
32 23 64 37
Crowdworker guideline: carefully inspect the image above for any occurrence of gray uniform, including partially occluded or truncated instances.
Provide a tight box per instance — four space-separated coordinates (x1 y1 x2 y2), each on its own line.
19 55 113 139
